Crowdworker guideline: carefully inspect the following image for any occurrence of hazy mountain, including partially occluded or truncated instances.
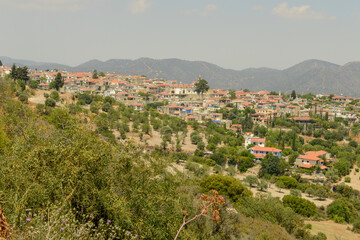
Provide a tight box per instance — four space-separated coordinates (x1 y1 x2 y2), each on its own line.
2 56 360 97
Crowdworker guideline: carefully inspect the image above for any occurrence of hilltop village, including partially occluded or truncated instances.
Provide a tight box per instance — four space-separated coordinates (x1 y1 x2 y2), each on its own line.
3 64 360 239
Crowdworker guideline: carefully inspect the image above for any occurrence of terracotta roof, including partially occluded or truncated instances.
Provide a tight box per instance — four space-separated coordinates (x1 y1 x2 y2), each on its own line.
299 163 313 169
251 146 281 153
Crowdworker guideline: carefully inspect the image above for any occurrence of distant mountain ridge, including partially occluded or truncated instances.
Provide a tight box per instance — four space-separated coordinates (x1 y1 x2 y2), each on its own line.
2 56 360 97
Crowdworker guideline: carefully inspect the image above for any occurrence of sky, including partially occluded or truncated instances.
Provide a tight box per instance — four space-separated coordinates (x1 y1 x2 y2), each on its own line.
0 0 359 70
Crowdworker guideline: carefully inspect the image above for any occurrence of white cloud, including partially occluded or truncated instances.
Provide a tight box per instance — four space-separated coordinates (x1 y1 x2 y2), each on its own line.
129 0 151 14
272 2 335 20
201 4 217 16
252 5 265 11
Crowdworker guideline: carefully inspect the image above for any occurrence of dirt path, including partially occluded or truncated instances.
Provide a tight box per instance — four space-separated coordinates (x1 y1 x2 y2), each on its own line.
306 220 360 240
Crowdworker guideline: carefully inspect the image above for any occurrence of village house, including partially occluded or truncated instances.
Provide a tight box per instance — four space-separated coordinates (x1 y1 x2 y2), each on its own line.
250 146 282 160
296 150 330 170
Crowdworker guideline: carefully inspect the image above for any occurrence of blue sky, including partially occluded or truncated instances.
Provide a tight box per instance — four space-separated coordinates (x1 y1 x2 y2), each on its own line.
0 0 359 70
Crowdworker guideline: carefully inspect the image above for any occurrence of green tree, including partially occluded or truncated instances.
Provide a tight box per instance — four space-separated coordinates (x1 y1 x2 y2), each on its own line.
10 64 17 80
141 123 151 135
277 176 298 189
257 179 268 192
259 154 288 177
200 174 252 202
50 90 60 101
92 69 98 79
29 80 39 89
18 93 28 103
327 199 358 223
45 98 56 107
229 89 236 100
10 65 30 84
194 77 210 96
244 175 258 187
305 187 314 197
314 188 328 200
291 90 296 99
0 60 2 66
51 72 64 91
102 102 111 112
282 195 317 217
98 72 105 77
325 167 340 183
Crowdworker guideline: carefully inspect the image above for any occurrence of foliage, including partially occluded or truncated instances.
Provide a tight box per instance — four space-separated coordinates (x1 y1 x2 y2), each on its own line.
45 98 56 107
29 80 39 89
244 175 258 187
18 93 28 103
194 78 210 95
102 102 112 112
51 73 64 91
282 195 317 217
78 93 93 104
258 154 288 177
277 176 298 189
314 188 328 200
200 175 252 202
50 90 60 101
326 199 358 223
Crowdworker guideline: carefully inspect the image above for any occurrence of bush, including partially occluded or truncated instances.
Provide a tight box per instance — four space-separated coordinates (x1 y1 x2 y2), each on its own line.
237 157 254 172
102 102 111 112
200 174 252 202
77 99 86 105
44 93 49 98
290 189 302 197
172 152 188 161
50 90 60 101
18 93 28 103
352 218 360 233
90 103 99 114
326 199 358 223
314 188 328 200
345 177 351 183
282 195 317 217
277 176 298 189
210 151 226 166
45 98 56 107
244 175 258 187
78 93 93 104
29 80 39 89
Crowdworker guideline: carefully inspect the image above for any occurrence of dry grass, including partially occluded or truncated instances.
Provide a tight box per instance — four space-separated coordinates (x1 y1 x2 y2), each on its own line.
340 165 360 192
306 220 360 240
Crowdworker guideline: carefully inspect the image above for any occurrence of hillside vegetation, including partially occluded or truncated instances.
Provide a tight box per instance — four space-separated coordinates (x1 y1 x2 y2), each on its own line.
0 77 333 239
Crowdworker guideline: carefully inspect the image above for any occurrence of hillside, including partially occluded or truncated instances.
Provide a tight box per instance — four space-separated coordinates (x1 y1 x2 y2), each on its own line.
2 56 360 96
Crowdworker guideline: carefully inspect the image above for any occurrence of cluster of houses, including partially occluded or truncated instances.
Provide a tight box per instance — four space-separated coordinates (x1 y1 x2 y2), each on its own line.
1 66 355 128
244 132 331 170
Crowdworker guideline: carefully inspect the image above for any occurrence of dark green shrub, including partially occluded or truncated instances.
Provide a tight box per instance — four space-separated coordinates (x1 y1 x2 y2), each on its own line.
200 174 252 202
45 98 56 107
282 195 317 217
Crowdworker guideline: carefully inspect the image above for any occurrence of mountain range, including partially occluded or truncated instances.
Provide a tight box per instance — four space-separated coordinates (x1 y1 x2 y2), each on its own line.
2 56 360 97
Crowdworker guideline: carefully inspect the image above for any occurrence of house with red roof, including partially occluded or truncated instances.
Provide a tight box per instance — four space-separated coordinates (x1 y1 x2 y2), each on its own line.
250 146 282 160
296 150 329 170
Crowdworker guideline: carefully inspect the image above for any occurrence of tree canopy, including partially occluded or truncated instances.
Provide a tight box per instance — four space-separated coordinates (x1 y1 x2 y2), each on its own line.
194 77 210 95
